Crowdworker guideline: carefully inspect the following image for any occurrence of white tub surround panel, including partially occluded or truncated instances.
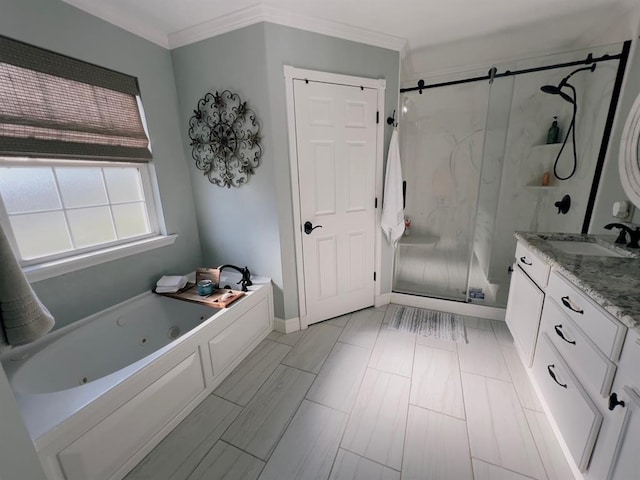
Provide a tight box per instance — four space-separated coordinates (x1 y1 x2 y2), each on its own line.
2 280 274 480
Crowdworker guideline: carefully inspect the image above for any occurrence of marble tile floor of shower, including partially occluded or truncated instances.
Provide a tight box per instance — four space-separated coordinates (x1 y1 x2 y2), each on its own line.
395 247 510 307
125 305 573 480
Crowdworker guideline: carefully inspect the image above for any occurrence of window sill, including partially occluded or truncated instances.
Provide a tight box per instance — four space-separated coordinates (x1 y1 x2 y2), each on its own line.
25 234 178 283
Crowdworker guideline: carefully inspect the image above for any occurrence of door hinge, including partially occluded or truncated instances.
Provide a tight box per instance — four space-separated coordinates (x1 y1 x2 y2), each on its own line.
375 197 378 208
373 272 377 281
376 111 379 124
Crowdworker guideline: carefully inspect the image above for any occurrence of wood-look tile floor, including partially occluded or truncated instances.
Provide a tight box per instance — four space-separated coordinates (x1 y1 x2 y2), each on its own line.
125 305 573 480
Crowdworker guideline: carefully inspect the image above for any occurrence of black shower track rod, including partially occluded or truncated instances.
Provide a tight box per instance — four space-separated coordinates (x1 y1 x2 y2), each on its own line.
400 49 625 94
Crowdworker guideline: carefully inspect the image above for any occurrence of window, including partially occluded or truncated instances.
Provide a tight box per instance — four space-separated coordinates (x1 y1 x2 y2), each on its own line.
0 35 172 279
0 159 158 265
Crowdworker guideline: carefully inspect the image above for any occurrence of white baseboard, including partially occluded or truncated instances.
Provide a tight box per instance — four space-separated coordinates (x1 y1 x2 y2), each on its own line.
390 293 506 321
274 316 301 333
375 293 391 307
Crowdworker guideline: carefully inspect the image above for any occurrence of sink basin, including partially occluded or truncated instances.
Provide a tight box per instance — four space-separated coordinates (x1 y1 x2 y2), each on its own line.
547 240 631 258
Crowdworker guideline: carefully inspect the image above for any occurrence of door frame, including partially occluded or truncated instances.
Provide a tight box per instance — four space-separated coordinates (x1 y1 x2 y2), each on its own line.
284 65 386 329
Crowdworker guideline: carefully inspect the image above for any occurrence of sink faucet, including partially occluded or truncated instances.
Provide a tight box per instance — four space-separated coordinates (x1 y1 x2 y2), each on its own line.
604 223 640 248
217 264 252 292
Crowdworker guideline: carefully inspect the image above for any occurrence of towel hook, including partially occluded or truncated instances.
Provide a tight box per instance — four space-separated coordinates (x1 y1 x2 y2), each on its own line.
386 109 398 128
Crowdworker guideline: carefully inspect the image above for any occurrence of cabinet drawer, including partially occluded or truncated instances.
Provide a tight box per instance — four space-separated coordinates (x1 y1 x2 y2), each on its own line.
505 265 544 367
515 242 550 288
547 272 626 360
541 297 616 397
533 333 602 471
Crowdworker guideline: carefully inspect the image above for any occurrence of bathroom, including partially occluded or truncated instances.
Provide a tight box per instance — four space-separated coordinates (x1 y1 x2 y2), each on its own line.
2 0 640 479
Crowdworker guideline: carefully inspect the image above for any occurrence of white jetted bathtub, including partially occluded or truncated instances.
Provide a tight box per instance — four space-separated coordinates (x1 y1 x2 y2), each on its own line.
1 278 274 480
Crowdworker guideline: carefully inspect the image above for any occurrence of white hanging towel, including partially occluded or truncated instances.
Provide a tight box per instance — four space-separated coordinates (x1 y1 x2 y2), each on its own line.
381 129 405 247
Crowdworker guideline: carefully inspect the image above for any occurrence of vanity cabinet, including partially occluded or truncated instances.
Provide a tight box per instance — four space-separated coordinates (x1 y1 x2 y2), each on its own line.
505 242 549 366
533 269 626 473
587 331 640 480
546 273 626 360
514 241 551 288
506 238 634 478
532 333 602 471
505 265 545 366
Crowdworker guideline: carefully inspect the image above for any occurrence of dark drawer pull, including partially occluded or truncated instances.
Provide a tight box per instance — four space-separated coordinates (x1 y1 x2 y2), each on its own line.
519 256 532 266
547 364 567 389
561 296 584 314
608 392 626 411
554 324 576 345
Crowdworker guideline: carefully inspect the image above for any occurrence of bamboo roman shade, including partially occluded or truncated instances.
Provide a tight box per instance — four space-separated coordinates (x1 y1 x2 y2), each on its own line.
0 35 152 161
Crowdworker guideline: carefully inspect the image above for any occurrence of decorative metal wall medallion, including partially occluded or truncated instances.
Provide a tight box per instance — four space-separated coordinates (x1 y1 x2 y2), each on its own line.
188 90 262 187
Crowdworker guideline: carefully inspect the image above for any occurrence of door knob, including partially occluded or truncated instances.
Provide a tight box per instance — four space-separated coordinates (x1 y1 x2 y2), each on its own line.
304 221 323 235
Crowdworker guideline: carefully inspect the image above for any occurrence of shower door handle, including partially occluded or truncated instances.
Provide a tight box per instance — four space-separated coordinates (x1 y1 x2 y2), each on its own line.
402 181 407 209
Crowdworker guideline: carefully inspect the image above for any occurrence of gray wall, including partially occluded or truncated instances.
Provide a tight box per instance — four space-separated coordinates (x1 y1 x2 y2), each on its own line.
1 0 203 329
171 24 285 316
172 23 400 319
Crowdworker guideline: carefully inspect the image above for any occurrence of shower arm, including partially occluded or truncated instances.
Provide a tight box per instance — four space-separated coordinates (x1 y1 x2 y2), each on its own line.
558 64 596 89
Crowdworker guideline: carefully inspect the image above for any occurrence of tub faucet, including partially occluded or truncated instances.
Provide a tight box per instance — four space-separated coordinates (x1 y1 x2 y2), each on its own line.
217 264 252 291
604 223 640 248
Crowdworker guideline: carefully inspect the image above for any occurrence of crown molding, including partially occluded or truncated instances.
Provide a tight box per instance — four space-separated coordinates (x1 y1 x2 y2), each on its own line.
63 1 408 53
259 5 407 53
168 4 407 52
62 0 170 48
168 4 265 49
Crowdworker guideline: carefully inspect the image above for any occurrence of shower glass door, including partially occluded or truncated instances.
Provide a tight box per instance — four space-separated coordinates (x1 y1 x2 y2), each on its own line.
395 81 490 301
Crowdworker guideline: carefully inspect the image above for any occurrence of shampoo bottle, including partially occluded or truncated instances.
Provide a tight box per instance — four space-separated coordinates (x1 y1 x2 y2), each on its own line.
546 116 560 144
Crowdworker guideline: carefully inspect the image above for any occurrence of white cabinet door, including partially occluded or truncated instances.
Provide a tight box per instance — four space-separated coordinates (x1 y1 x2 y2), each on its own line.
293 80 377 325
533 334 602 472
605 386 640 480
505 265 544 367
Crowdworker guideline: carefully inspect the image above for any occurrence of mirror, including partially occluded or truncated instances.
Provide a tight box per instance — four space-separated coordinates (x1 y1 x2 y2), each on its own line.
620 90 640 209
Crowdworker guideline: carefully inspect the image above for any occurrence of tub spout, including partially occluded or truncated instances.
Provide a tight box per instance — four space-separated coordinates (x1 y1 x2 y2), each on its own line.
217 264 252 292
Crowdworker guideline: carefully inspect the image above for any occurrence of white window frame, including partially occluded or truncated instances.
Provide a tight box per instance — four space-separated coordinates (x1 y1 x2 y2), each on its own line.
0 157 176 282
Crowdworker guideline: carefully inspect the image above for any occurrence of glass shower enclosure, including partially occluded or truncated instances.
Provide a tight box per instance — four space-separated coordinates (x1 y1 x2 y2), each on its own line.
394 43 625 307
395 80 490 302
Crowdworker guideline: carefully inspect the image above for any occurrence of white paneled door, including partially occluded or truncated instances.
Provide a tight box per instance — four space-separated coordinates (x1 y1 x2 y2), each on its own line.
293 79 377 325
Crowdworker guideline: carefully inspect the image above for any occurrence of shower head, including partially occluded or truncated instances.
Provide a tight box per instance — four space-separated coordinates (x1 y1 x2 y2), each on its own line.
540 84 575 104
539 63 596 103
540 85 561 95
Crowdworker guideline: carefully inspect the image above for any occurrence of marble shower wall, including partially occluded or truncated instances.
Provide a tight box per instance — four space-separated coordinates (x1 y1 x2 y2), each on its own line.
484 45 621 287
398 43 623 305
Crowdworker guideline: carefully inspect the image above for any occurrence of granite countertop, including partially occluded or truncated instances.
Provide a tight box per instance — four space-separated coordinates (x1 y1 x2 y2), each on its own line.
515 232 640 336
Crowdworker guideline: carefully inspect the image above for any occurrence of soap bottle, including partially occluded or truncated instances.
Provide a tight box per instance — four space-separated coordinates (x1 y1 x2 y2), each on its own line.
546 116 560 144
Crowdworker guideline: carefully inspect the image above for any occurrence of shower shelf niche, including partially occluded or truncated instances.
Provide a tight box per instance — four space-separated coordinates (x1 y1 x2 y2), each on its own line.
524 143 573 188
531 143 566 150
